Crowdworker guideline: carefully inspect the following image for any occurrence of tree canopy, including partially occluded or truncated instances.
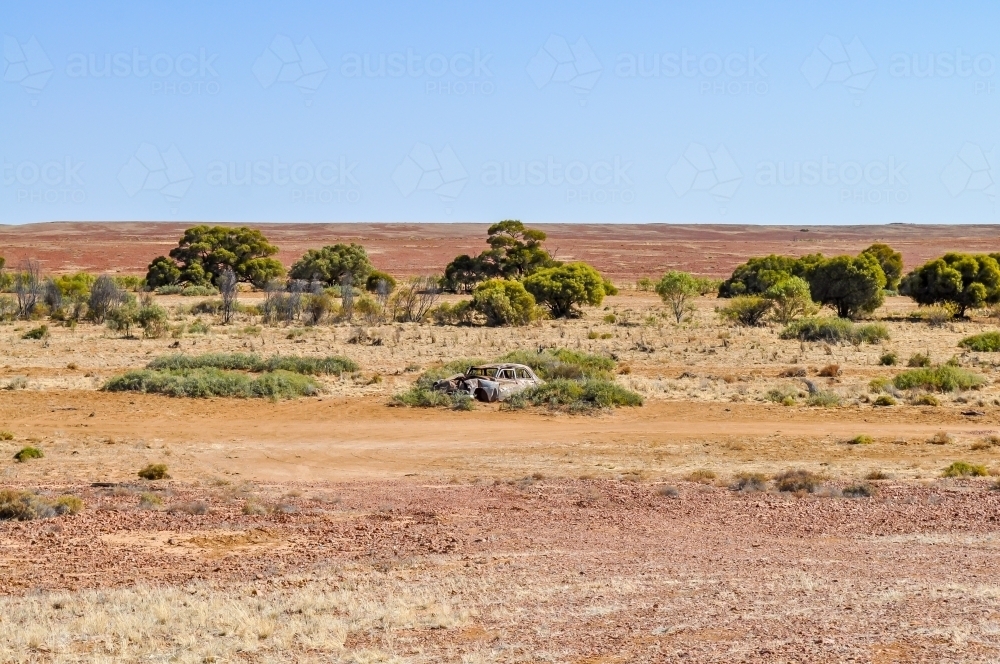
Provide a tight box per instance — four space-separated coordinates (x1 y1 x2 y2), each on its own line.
523 262 605 318
807 253 886 319
900 253 1000 316
860 243 904 291
288 243 373 287
717 254 824 297
656 271 704 323
472 278 537 326
443 220 557 292
145 226 284 289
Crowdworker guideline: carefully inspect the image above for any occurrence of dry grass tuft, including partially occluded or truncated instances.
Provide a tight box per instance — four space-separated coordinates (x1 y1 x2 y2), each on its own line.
684 469 716 484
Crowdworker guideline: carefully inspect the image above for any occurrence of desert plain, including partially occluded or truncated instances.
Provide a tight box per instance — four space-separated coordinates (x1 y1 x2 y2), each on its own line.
4 223 1000 662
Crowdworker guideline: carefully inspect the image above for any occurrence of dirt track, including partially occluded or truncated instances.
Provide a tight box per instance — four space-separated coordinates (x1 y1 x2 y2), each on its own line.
3 392 999 486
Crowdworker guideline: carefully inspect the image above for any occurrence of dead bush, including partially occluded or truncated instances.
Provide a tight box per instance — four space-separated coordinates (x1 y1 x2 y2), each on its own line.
168 501 209 515
774 469 822 493
730 472 768 492
818 364 841 377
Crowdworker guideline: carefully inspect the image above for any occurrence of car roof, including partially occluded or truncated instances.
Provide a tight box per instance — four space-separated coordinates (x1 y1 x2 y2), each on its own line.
469 363 532 370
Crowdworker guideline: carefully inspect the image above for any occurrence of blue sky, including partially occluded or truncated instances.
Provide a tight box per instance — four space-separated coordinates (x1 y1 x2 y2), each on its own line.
2 0 999 224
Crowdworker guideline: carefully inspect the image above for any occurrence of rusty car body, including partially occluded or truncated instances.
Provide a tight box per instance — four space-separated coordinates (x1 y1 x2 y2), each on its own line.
433 363 542 402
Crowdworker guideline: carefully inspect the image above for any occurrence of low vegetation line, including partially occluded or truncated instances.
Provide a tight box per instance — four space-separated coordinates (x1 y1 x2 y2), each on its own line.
104 368 321 399
891 365 986 393
504 378 643 412
391 348 640 412
146 353 357 375
779 317 889 344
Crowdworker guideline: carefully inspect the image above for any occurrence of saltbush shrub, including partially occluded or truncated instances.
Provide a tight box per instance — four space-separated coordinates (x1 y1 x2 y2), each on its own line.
959 332 1000 352
892 365 986 392
147 353 357 375
942 461 987 478
13 446 43 462
779 317 888 344
21 325 49 340
0 490 83 520
503 378 643 412
717 296 772 327
138 463 170 480
498 348 615 380
104 368 320 399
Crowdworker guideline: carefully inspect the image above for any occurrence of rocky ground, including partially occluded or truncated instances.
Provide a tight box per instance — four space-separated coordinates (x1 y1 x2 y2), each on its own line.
3 478 1000 661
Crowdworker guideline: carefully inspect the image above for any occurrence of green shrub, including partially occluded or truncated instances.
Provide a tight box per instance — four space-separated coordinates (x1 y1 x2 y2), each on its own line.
959 332 1000 352
187 319 211 334
263 355 358 375
868 376 892 393
472 278 538 326
849 435 874 445
139 492 163 508
0 490 83 520
138 463 170 480
181 285 218 297
13 446 43 462
892 365 986 392
104 368 320 399
779 317 888 344
775 469 822 492
873 395 897 407
148 353 262 371
498 348 615 380
147 353 357 376
766 385 800 404
942 461 988 478
52 495 84 514
390 385 470 409
911 393 940 406
503 379 643 412
717 296 772 326
806 391 841 407
879 351 898 366
190 299 221 315
730 472 768 492
909 305 955 326
21 325 49 340
907 352 931 367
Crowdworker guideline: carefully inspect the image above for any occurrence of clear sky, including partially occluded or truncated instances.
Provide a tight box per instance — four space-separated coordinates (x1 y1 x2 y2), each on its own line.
3 1 999 225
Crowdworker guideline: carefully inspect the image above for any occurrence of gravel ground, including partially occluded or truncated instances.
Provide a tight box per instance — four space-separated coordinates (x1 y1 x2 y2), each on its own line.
3 478 1000 661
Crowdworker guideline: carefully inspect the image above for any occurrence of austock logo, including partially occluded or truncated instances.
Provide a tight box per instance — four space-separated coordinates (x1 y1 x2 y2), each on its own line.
3 157 86 204
801 35 876 103
942 143 997 205
667 143 742 212
3 35 53 101
253 35 328 100
393 143 468 212
118 143 194 211
527 34 602 103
